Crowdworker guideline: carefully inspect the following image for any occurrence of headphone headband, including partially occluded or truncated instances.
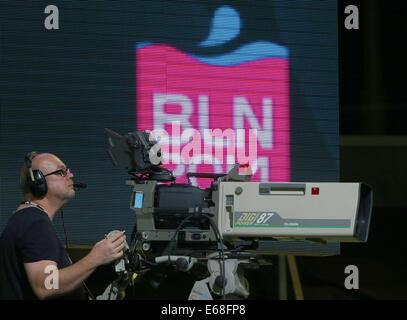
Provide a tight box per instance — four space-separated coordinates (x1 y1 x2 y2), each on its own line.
24 151 47 198
25 152 38 182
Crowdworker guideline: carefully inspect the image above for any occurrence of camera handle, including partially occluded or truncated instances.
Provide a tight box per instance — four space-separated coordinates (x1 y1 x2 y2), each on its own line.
186 172 226 185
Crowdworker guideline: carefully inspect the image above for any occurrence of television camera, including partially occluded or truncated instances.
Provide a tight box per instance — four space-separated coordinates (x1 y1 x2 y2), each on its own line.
97 128 373 300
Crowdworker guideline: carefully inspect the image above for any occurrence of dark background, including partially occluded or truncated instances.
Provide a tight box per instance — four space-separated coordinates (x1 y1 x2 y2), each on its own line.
301 0 407 300
339 0 406 136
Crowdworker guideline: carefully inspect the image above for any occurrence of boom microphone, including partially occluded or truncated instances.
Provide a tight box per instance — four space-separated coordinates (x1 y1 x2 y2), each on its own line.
73 183 87 189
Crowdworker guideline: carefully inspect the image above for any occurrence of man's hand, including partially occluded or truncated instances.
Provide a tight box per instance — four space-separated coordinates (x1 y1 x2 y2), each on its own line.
88 231 127 267
24 232 127 299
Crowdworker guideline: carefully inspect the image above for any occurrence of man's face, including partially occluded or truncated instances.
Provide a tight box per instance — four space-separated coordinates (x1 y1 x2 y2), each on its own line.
33 153 75 201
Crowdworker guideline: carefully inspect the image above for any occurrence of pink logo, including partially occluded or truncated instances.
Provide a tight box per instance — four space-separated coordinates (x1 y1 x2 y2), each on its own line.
136 7 290 187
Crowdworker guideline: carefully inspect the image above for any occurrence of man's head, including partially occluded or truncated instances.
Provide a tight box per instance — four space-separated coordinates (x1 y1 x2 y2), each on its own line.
21 152 75 203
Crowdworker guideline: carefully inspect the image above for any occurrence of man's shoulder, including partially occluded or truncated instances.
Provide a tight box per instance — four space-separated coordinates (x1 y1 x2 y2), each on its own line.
2 207 51 238
13 207 49 221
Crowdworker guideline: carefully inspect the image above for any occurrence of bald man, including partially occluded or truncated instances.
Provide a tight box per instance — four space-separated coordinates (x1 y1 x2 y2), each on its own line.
0 152 126 300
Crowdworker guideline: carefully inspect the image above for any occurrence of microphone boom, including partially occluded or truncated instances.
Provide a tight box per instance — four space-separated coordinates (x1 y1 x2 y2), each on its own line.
73 183 87 189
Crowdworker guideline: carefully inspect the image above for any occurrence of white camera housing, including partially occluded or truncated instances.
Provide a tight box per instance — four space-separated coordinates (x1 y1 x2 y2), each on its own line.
215 182 372 243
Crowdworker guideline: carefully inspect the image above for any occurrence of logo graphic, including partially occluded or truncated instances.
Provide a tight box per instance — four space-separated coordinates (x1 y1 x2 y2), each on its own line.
233 212 351 228
235 212 275 226
136 6 290 187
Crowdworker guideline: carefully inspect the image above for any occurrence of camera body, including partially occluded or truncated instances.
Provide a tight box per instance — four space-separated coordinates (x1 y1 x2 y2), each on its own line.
106 128 373 255
128 179 215 253
128 178 372 253
100 128 373 300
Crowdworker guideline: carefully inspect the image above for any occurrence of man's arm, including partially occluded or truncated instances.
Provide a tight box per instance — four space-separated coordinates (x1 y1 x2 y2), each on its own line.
24 232 126 300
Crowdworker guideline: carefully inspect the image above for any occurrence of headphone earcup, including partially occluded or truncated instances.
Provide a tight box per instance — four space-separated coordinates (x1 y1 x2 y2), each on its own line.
28 169 48 198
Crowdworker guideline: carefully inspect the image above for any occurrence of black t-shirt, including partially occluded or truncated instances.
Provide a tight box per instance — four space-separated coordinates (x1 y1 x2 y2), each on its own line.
0 207 89 300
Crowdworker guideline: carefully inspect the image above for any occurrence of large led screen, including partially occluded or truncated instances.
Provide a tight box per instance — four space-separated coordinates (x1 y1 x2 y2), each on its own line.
1 1 339 245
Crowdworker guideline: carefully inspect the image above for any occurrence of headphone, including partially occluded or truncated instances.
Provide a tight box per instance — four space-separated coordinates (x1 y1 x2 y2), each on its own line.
24 151 48 198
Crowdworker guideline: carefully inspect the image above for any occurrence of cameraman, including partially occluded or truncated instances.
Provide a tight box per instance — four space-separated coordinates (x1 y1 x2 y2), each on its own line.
0 152 126 300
